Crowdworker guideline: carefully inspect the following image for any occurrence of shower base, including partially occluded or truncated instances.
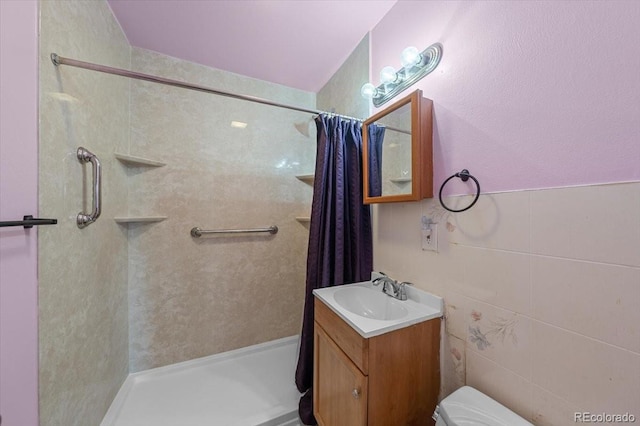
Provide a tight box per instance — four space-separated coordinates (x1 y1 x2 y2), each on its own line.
101 336 302 426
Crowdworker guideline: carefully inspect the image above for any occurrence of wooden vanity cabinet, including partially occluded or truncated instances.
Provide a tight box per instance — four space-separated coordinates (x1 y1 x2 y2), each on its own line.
313 299 440 426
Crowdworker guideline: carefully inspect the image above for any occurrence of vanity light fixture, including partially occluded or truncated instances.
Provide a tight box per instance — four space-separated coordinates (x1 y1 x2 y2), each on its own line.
362 43 442 107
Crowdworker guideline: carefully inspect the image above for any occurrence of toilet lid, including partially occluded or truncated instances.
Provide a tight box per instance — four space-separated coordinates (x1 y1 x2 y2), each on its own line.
439 387 532 426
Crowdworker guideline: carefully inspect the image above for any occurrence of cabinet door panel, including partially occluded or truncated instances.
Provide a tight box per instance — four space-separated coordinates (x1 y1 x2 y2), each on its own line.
315 298 368 373
314 323 367 426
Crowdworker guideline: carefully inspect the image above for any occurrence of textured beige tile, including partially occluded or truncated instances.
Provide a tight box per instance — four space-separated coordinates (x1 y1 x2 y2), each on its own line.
466 351 533 421
531 320 640 414
531 183 640 266
460 246 531 315
532 256 640 353
374 183 640 426
38 1 130 425
441 289 469 341
372 202 423 277
440 333 466 399
465 300 532 380
446 190 531 253
373 199 467 300
531 385 579 426
317 34 370 120
127 47 321 371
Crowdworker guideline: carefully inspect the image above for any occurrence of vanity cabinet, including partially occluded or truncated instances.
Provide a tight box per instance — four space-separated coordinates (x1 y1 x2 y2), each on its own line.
313 299 440 426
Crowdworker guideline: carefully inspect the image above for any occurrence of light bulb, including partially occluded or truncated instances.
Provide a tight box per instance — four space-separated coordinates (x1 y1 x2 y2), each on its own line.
360 83 377 99
401 46 422 68
380 66 398 84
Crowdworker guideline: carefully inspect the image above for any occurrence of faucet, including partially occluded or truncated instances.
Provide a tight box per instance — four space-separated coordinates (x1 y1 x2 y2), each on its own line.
372 273 412 301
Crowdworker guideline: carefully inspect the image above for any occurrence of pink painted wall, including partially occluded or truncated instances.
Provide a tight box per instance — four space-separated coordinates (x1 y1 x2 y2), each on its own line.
0 1 39 425
370 0 640 195
107 0 396 92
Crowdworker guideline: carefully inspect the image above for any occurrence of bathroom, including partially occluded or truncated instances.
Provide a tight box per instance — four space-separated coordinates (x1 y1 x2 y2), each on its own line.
1 1 638 425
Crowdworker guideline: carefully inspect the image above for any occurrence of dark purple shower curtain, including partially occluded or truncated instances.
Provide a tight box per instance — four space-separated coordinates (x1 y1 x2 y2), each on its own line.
294 115 373 425
367 124 386 197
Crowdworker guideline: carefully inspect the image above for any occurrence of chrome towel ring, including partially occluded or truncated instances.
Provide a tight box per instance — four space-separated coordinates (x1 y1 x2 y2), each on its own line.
438 169 480 213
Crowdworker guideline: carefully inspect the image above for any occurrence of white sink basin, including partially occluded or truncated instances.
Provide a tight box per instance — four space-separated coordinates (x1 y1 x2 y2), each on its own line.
333 286 409 320
313 275 443 338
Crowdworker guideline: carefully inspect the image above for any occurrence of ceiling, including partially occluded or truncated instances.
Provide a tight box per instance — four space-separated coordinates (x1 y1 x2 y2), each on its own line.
107 0 397 93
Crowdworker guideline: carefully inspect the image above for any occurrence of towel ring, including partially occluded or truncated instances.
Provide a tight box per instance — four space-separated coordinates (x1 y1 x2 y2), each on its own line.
439 169 480 213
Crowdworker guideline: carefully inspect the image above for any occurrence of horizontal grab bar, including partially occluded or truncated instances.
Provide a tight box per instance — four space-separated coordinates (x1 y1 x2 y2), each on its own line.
190 226 278 238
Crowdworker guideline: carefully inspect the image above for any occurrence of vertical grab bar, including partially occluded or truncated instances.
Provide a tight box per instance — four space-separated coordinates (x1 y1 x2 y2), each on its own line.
77 147 101 228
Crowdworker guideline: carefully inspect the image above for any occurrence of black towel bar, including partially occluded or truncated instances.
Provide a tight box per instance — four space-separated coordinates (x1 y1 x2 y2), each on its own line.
0 215 58 229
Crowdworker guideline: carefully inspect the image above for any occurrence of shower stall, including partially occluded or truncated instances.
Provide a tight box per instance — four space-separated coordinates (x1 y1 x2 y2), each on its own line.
37 2 329 424
37 2 369 424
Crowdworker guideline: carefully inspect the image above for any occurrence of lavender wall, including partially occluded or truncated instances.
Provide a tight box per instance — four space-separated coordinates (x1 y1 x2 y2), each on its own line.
369 2 640 422
0 1 39 425
370 0 640 194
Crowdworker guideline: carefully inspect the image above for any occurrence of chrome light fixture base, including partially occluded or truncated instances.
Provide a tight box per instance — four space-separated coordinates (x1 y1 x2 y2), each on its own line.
372 43 443 107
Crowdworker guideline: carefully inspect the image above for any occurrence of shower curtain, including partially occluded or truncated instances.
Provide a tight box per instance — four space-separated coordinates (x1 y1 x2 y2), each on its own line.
294 114 373 425
367 124 386 197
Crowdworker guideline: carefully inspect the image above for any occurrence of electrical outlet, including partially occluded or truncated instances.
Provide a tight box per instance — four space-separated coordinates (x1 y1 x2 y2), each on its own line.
421 223 438 252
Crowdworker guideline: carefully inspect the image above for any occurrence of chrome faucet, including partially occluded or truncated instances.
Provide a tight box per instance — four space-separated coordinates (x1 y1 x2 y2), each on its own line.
372 273 412 301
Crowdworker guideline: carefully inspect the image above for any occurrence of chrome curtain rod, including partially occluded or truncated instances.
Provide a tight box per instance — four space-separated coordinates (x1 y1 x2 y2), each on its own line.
50 53 364 122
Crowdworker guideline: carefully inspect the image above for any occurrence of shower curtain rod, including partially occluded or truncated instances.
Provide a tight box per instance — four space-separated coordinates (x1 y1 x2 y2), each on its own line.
50 53 365 122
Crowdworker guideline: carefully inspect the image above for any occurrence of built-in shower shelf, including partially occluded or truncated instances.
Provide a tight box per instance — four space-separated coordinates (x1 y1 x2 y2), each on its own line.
295 216 311 223
114 216 168 224
296 174 315 184
390 177 412 183
115 153 166 167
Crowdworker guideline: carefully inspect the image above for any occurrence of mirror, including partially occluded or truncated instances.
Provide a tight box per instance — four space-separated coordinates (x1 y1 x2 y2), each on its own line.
362 89 433 204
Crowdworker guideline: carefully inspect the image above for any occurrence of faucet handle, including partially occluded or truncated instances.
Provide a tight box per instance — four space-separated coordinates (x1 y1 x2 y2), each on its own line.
372 272 390 286
397 282 412 301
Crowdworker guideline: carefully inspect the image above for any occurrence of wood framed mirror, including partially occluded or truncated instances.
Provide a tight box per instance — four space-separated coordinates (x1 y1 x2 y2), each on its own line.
362 89 433 204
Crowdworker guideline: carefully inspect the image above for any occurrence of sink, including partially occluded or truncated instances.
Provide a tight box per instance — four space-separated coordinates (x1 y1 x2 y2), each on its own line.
313 276 443 338
333 286 408 320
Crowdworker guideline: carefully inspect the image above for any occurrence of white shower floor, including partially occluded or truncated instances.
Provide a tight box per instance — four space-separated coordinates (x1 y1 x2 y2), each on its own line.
101 336 302 426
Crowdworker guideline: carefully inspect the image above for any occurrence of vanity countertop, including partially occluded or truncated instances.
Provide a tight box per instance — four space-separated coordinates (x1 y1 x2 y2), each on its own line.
313 277 443 338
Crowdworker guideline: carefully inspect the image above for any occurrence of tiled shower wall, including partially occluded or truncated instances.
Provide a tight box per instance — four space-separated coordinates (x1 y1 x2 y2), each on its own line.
373 182 640 425
38 1 130 425
127 48 316 371
38 1 319 422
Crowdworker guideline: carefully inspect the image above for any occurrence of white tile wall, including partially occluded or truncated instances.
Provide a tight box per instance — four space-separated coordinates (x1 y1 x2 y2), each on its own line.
531 321 640 414
373 181 640 424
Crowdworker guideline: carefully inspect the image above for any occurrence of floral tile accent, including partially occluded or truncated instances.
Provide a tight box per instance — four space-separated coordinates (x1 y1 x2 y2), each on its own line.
469 326 492 350
424 202 452 224
468 310 519 350
442 334 466 397
470 310 482 322
488 316 519 345
450 345 465 385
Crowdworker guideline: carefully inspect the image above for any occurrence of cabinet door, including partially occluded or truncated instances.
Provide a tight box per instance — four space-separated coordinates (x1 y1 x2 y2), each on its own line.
314 323 368 426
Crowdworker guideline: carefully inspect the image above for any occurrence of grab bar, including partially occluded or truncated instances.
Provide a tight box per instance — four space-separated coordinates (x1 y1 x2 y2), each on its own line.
190 226 278 238
76 147 101 228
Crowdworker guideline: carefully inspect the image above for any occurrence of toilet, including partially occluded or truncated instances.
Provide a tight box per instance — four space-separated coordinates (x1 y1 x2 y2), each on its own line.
433 386 533 425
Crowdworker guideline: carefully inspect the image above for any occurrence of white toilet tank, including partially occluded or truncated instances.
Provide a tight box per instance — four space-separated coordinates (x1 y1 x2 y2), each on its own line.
434 386 533 426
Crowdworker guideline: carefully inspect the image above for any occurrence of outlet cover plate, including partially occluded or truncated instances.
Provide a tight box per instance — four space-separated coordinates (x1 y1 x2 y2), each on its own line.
422 224 438 252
